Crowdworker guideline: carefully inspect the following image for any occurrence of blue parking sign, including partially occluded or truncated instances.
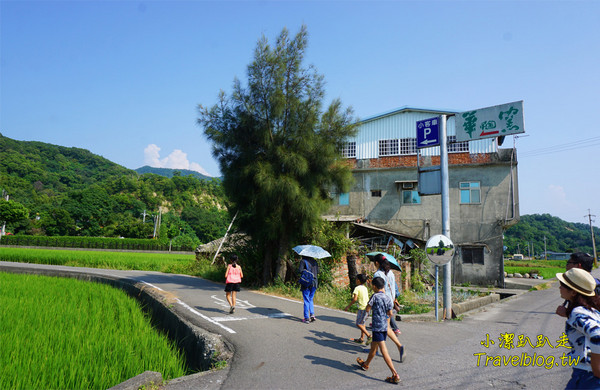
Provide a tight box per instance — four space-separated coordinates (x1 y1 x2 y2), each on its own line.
416 117 440 149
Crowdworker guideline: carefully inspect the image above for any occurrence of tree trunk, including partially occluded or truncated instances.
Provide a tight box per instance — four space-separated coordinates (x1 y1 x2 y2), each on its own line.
347 253 358 291
274 234 289 282
262 244 273 285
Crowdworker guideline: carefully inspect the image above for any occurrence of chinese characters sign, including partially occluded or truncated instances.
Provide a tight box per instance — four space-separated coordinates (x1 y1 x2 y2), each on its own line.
456 101 525 142
416 116 440 148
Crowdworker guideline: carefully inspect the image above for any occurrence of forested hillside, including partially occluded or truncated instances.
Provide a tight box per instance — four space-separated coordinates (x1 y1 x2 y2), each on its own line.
135 166 212 181
504 214 599 257
0 134 229 246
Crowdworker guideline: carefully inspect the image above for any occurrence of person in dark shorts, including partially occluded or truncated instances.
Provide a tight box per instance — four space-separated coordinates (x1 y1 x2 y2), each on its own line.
225 254 243 314
356 276 400 384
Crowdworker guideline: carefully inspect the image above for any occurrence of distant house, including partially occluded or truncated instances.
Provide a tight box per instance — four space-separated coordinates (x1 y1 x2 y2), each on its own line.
543 251 571 260
324 106 520 287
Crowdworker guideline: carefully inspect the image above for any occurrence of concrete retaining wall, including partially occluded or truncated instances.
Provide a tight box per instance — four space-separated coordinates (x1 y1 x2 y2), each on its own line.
452 293 501 315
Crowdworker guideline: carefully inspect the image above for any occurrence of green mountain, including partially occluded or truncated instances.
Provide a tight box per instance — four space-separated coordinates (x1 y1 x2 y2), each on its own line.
135 166 213 181
0 133 134 205
0 133 229 244
504 214 599 257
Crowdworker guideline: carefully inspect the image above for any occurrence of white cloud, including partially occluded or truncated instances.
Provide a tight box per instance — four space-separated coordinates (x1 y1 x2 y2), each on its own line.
547 184 569 205
143 144 212 176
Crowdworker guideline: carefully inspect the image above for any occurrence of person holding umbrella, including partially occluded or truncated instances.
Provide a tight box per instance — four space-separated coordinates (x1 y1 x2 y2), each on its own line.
299 255 319 323
293 245 330 324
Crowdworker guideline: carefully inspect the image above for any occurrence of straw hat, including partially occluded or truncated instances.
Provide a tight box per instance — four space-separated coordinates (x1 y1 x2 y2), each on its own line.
556 268 596 297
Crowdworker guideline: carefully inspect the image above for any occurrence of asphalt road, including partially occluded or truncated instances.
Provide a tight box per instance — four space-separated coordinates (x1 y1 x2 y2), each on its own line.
0 261 587 390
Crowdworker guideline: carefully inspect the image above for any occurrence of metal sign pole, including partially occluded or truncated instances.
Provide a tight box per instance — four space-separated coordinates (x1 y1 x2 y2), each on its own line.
435 265 439 321
440 115 452 319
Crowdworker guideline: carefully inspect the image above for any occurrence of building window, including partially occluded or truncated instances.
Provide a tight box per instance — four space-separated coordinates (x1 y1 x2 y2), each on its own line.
339 192 349 205
402 190 421 204
399 138 417 155
460 181 480 204
342 142 356 158
371 190 382 197
379 139 398 156
447 136 469 153
462 246 484 264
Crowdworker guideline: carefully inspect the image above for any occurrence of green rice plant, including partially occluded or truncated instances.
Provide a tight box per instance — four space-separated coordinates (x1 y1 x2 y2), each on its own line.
0 247 195 273
504 266 562 280
504 259 567 268
0 272 188 390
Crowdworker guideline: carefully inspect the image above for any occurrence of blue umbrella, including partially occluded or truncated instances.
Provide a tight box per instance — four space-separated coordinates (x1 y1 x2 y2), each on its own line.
366 252 401 271
293 245 331 259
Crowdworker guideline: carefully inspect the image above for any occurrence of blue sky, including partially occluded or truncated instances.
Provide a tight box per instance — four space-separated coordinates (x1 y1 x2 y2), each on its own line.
1 0 599 227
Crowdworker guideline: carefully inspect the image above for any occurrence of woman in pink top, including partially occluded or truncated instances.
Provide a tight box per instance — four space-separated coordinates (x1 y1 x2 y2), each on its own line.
225 254 243 314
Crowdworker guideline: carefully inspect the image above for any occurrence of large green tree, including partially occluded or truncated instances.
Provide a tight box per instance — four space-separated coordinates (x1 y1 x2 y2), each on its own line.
0 199 29 231
198 26 357 284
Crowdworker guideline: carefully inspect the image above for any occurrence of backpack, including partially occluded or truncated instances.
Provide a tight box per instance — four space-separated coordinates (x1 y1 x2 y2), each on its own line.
299 260 314 288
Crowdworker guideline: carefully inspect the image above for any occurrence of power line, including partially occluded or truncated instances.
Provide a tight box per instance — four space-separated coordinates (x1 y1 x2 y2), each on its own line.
519 136 600 158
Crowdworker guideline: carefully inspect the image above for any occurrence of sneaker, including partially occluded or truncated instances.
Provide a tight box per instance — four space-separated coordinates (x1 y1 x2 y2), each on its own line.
393 328 401 335
310 316 316 322
302 318 311 323
229 306 234 314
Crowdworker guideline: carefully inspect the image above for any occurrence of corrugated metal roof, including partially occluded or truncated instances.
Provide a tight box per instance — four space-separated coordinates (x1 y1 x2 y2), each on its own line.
351 107 497 158
359 106 460 124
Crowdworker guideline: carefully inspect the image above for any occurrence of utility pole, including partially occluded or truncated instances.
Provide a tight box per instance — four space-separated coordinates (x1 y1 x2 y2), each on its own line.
440 114 452 320
586 210 598 267
0 191 8 239
152 210 162 239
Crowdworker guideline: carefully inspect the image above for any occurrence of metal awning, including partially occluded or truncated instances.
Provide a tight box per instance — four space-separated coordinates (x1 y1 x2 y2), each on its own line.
322 215 364 222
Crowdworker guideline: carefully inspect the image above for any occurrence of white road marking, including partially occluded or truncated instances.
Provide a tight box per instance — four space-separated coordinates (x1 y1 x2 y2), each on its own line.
141 281 236 334
175 299 236 334
212 312 291 322
141 281 164 291
211 294 256 309
235 299 256 308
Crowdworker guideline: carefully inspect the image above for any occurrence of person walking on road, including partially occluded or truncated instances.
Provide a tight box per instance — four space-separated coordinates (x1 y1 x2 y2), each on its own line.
373 254 405 362
356 276 400 384
373 254 401 335
225 254 243 314
345 273 371 344
556 267 600 389
299 255 319 323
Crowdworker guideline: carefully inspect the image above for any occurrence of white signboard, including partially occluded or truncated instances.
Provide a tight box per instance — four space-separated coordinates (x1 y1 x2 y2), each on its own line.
456 101 524 142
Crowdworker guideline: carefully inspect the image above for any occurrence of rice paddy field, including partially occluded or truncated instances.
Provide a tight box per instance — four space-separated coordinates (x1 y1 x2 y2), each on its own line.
0 272 188 390
504 259 566 280
0 247 195 272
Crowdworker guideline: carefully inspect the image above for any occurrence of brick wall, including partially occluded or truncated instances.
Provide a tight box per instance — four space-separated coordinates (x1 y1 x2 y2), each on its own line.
345 153 495 170
331 255 411 292
331 258 349 287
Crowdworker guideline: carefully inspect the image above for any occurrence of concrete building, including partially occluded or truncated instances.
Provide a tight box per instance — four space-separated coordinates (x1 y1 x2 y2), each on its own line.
325 107 520 286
